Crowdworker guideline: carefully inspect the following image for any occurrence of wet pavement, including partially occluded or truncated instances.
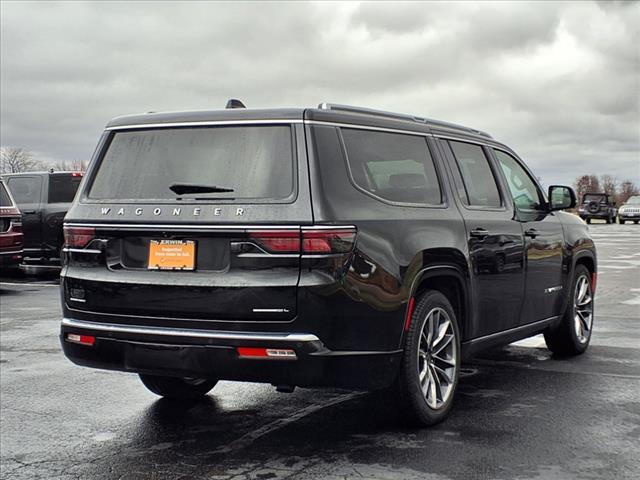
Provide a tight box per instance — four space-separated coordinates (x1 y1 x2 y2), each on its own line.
1 223 639 479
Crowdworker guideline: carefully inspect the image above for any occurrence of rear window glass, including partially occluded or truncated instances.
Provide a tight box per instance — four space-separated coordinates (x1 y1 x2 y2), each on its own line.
0 182 13 207
88 126 295 201
48 175 82 203
341 129 442 205
583 194 607 203
6 176 42 205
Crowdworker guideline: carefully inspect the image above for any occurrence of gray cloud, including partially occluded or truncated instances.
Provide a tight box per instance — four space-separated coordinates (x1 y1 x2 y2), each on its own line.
1 0 638 185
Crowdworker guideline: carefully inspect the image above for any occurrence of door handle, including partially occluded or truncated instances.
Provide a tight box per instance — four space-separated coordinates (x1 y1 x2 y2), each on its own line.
22 210 36 214
470 228 490 239
524 228 539 238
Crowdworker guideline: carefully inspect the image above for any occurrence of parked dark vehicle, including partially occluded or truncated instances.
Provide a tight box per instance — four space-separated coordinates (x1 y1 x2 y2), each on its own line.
60 102 596 426
577 192 617 224
1 171 82 265
617 195 640 224
0 179 23 269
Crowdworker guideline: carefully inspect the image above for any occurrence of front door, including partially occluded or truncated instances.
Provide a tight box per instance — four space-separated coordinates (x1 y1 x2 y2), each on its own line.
491 149 564 325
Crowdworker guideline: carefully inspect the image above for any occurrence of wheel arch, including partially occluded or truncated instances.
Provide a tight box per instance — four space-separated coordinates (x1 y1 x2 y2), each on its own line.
399 262 471 348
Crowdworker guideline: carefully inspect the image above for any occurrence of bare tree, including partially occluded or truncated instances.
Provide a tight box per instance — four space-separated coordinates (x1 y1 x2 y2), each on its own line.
0 147 41 174
601 174 618 201
49 159 88 172
618 180 639 205
574 174 601 202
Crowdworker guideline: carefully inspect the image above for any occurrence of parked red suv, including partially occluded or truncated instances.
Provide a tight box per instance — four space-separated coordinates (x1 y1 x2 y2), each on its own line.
0 179 23 269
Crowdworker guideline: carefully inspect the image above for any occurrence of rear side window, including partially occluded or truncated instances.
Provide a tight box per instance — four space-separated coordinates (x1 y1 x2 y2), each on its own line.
48 175 82 203
0 182 13 206
448 141 501 208
7 176 42 205
88 126 295 202
341 129 442 205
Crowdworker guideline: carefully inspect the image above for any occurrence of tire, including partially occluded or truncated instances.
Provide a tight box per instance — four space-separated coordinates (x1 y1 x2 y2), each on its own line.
395 290 461 427
139 374 217 399
635 220 639 225
620 219 625 224
544 265 594 356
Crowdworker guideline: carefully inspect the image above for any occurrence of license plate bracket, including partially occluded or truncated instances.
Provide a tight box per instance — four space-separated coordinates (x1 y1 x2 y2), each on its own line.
148 239 196 270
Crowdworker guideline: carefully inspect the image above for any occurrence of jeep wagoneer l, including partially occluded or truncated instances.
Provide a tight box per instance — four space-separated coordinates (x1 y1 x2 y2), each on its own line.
60 102 596 426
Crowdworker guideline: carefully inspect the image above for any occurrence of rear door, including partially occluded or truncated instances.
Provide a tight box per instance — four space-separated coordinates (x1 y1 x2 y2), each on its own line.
6 175 43 251
439 139 526 338
63 122 312 325
491 148 564 324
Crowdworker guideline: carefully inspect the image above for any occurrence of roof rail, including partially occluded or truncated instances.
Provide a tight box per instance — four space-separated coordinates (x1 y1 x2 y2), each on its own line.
317 103 492 139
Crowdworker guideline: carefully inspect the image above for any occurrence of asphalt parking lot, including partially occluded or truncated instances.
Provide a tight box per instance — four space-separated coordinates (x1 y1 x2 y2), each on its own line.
1 223 639 480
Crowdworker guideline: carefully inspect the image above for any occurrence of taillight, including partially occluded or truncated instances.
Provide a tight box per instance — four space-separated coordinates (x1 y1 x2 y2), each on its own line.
248 227 357 255
302 228 356 254
10 220 22 232
248 230 301 253
63 226 95 248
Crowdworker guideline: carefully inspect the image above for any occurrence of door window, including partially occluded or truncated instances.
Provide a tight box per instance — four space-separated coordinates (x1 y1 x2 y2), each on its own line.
448 141 501 208
493 149 544 211
341 129 442 205
7 176 42 205
48 175 82 203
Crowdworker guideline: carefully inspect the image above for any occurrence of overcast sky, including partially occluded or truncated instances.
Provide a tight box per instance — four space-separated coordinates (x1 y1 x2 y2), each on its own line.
1 1 638 186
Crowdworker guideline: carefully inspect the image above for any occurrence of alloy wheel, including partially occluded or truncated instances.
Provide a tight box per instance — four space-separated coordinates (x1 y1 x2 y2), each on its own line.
417 307 458 409
574 275 593 344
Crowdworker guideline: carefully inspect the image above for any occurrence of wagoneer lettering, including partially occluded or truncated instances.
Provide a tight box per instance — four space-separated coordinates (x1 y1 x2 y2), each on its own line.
60 102 596 427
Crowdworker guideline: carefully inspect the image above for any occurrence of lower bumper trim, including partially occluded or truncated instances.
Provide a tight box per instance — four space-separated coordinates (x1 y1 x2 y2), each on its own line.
61 317 320 343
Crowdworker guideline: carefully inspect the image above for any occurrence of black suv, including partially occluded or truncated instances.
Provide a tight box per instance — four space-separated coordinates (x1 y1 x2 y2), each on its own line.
577 192 617 224
2 171 83 265
60 103 596 426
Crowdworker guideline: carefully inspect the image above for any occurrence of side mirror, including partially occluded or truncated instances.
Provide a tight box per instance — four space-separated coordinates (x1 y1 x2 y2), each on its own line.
548 185 576 211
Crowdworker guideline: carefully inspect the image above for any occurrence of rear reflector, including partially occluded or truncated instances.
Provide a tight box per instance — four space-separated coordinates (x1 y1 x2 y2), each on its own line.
247 227 357 254
237 347 297 359
66 333 95 346
404 296 416 331
592 272 597 294
63 226 95 248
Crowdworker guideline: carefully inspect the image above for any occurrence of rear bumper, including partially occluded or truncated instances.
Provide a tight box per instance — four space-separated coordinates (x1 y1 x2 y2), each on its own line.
60 317 401 390
0 249 23 267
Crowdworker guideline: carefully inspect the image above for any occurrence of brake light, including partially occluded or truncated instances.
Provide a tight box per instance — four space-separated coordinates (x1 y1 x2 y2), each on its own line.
71 172 83 177
63 226 95 248
302 228 356 254
248 230 300 253
247 227 357 255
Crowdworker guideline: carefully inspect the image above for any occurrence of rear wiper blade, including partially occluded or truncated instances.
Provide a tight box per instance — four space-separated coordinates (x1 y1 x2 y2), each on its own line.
169 183 235 195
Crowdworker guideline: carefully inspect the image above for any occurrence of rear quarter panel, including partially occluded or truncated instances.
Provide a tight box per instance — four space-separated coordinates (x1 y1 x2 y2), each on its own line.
302 125 469 352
